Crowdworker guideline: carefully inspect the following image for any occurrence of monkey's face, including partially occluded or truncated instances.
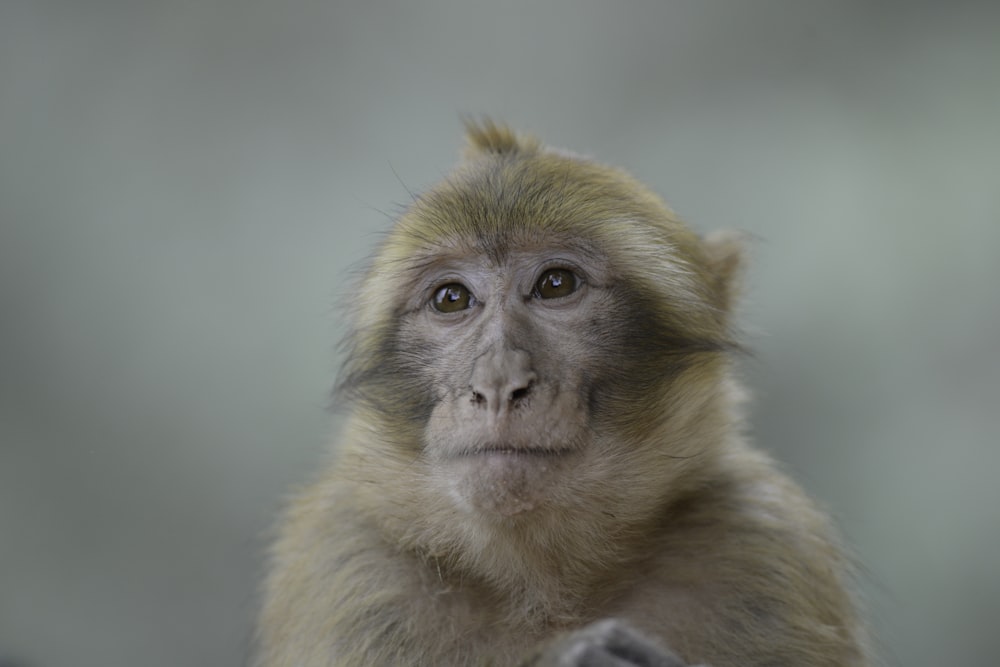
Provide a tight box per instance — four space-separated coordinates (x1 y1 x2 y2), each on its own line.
406 245 616 517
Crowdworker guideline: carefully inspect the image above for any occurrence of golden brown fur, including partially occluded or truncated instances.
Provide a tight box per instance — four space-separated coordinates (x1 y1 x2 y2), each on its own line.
254 122 870 666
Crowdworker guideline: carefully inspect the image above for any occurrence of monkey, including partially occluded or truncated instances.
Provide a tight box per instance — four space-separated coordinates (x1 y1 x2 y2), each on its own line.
254 121 871 666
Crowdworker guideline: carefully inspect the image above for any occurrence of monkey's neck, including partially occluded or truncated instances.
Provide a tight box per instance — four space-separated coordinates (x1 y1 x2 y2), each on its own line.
376 471 695 628
420 509 643 626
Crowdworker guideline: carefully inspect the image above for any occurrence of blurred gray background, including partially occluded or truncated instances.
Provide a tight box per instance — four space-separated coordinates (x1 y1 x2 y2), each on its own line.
2 1 998 666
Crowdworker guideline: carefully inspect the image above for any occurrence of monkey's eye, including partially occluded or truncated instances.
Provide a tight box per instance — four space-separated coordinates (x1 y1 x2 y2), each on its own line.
534 268 578 299
432 283 474 313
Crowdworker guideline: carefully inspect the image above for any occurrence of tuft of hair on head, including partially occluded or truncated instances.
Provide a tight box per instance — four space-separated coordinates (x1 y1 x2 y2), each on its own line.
461 117 540 160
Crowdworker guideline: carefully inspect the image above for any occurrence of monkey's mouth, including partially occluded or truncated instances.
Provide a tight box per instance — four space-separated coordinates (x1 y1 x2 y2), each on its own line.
457 446 574 458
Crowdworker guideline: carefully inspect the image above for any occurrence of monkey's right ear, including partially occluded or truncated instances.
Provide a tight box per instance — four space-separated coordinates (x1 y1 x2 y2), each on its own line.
702 230 747 316
462 118 540 159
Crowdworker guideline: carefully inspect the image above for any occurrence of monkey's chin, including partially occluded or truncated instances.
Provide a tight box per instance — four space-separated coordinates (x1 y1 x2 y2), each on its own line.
446 449 574 518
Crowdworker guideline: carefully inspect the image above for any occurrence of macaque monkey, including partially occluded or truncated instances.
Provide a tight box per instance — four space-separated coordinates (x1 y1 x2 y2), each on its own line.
254 121 870 666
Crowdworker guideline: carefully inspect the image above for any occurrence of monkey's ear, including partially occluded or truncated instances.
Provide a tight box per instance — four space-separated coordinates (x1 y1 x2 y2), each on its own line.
462 118 540 159
702 230 747 315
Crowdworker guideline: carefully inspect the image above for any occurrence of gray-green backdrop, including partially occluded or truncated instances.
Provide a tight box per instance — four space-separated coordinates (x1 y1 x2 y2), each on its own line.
2 2 998 666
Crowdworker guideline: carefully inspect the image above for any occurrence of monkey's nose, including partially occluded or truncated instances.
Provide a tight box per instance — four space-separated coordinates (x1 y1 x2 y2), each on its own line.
469 348 536 413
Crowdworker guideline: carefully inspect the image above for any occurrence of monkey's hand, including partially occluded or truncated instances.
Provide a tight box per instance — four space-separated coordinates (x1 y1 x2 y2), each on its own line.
527 619 701 667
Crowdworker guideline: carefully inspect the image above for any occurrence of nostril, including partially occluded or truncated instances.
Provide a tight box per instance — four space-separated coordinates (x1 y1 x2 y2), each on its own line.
510 382 532 404
472 390 486 406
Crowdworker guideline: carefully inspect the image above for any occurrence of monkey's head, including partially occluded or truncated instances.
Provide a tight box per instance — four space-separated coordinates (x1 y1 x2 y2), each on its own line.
339 121 743 527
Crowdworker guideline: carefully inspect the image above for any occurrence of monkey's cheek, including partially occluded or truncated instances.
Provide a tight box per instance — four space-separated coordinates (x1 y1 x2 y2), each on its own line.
447 455 563 518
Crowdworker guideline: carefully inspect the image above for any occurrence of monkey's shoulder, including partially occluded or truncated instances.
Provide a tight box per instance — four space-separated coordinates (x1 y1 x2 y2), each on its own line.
615 459 864 665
